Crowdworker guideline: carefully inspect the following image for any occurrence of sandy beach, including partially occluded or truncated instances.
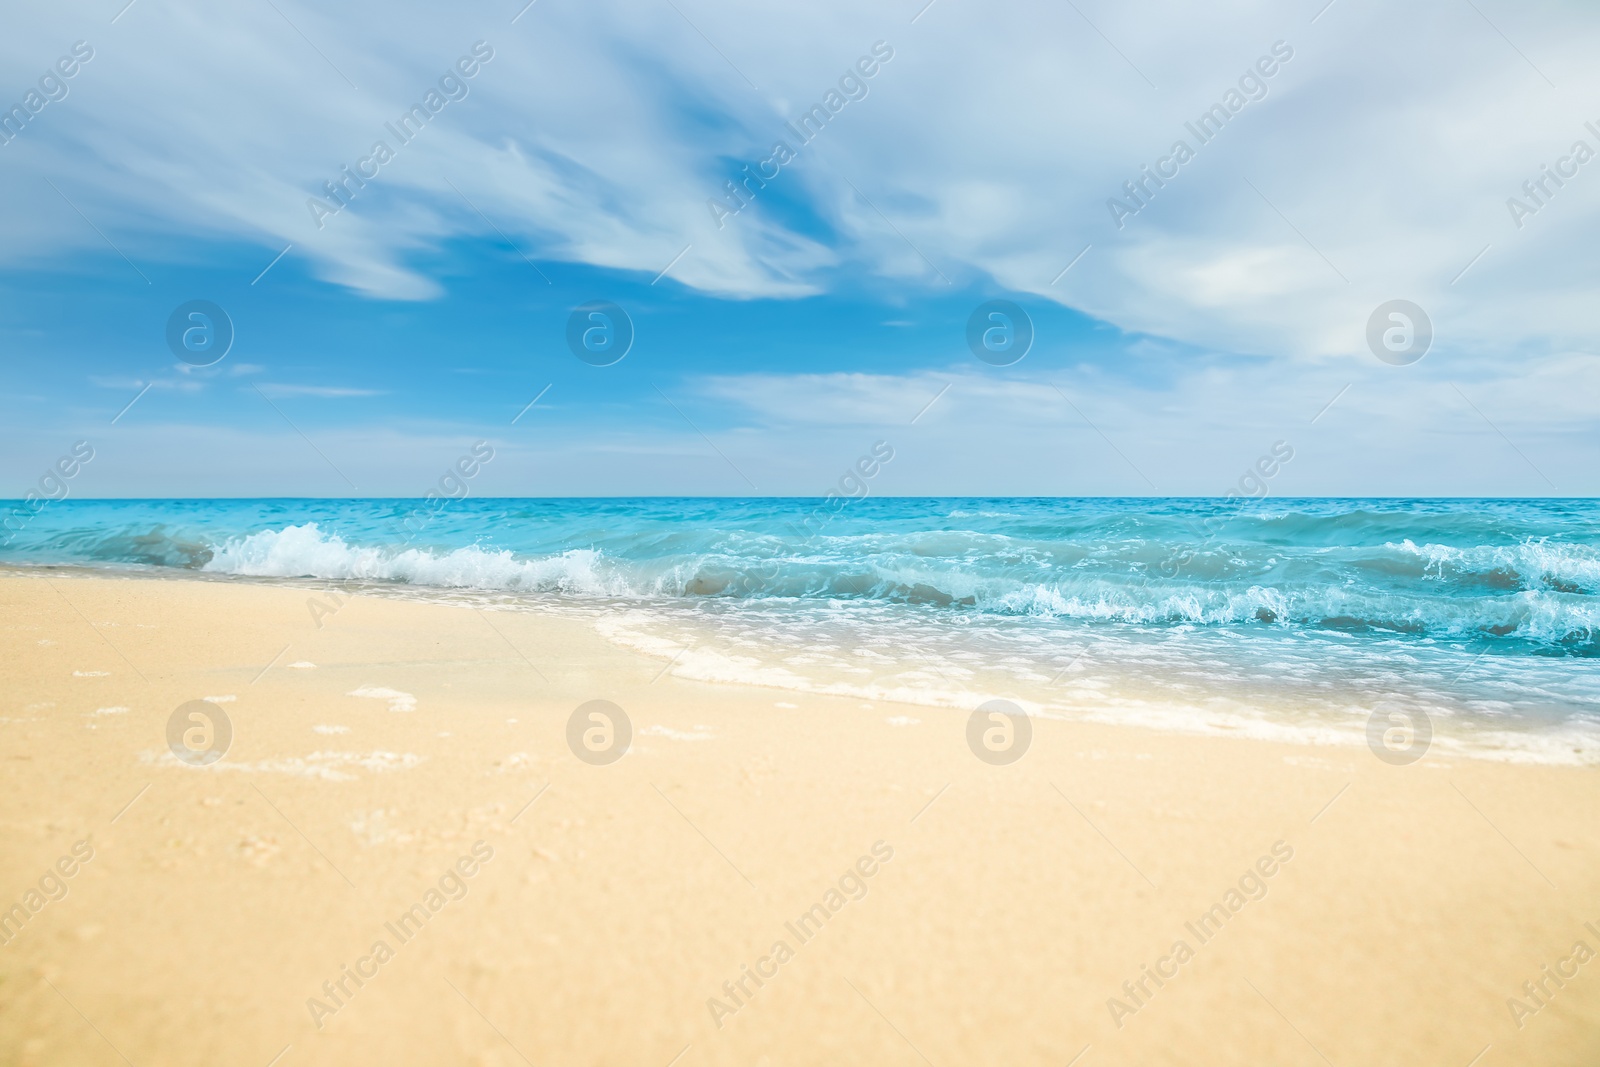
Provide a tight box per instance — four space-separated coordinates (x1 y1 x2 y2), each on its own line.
2 570 1597 1066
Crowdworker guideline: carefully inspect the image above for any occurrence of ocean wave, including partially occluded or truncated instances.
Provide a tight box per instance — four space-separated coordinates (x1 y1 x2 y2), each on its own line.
1386 537 1600 594
165 522 1600 653
592 611 1600 766
10 499 1600 756
200 523 644 596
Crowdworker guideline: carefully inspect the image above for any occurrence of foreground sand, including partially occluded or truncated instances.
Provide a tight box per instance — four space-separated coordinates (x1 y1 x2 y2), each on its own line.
1 572 1597 1067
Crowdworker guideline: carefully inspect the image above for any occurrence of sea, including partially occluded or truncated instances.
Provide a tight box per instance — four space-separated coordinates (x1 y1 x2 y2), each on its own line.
4 497 1597 764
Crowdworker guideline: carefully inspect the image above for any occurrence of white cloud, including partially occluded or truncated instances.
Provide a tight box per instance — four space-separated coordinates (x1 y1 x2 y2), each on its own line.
2 0 1598 368
15 350 1594 498
88 374 201 394
253 384 385 399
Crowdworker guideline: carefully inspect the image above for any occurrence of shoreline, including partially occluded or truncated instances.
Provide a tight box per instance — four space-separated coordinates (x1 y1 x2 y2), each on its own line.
2 573 1599 1065
8 562 1597 768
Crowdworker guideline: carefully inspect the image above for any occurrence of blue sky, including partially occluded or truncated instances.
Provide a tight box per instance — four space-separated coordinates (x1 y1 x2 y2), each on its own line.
2 0 1598 496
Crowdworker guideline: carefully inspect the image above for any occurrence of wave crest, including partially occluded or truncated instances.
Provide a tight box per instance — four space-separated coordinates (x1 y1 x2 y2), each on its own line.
201 523 631 596
176 523 1600 653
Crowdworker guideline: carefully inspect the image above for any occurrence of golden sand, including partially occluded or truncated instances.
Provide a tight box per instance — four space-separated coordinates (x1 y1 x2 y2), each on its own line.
2 573 1597 1065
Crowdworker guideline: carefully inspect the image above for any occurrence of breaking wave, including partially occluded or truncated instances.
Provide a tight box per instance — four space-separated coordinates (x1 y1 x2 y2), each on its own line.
78 519 1578 653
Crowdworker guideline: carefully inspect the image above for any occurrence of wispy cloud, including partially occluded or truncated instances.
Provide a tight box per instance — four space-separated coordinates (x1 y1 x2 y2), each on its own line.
1 0 1596 364
253 384 385 399
89 375 202 394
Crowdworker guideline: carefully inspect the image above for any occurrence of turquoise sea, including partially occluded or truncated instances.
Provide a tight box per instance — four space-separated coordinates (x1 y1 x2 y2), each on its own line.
4 497 1597 763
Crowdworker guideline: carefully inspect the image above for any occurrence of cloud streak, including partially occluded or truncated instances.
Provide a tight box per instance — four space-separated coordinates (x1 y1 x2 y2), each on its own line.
0 0 1595 366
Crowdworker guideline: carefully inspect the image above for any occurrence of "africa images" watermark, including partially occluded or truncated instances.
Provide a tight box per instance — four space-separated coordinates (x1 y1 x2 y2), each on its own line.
707 41 895 229
1507 922 1599 1030
1107 840 1293 1028
0 41 94 149
1106 40 1294 230
1506 121 1600 230
306 842 494 1028
308 42 495 229
1156 439 1292 580
1 440 95 547
0 838 95 947
706 840 895 1029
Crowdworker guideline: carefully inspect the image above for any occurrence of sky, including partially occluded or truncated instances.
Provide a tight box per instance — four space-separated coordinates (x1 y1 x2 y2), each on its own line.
1 0 1598 497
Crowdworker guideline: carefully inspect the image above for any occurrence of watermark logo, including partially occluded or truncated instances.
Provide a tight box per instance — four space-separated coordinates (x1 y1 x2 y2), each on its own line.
791 439 895 540
567 699 631 765
0 838 95 947
0 41 94 149
387 440 495 547
0 439 94 548
707 41 894 230
307 42 495 230
166 699 233 766
566 301 633 366
1507 924 1599 1030
1366 706 1431 765
966 698 1032 765
966 300 1033 366
1106 40 1294 229
706 840 894 1029
165 300 234 367
1159 440 1295 580
1506 123 1600 230
306 842 494 1029
1365 299 1431 366
1108 840 1293 1029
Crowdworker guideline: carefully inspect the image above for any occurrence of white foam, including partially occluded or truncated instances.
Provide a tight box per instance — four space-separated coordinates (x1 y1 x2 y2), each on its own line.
640 725 714 741
94 706 129 716
141 748 423 780
312 724 350 735
202 695 237 704
350 809 413 846
1393 536 1600 589
176 521 1600 650
202 522 637 596
288 661 317 669
593 606 1600 766
73 670 109 677
347 686 416 712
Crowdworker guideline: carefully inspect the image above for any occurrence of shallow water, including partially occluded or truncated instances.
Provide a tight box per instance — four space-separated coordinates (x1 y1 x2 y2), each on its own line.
5 497 1598 762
